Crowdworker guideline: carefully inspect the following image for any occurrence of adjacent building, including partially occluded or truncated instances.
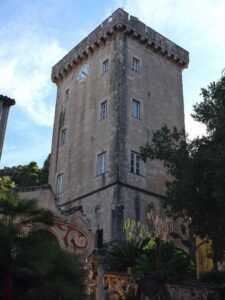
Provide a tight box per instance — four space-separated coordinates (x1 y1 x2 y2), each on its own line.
49 8 189 244
0 95 15 160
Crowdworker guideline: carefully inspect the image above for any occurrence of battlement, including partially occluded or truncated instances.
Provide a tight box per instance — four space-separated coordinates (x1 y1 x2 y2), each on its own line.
0 95 15 106
51 8 189 82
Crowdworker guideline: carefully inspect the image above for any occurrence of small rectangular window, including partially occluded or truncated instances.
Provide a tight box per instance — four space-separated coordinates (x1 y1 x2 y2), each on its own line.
64 89 69 102
102 59 109 74
130 151 141 175
132 99 141 119
100 101 107 120
97 152 106 175
56 174 63 196
61 128 67 145
132 57 140 72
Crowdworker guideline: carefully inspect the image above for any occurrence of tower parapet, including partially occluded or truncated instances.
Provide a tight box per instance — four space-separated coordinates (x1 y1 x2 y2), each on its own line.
52 8 189 82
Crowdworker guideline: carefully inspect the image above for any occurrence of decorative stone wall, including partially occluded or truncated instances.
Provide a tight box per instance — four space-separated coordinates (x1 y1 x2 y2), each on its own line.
86 269 223 300
104 273 137 300
17 186 94 257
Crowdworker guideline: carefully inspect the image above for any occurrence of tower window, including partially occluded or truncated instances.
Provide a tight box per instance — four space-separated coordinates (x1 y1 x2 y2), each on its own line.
100 101 107 120
130 151 141 175
132 99 141 119
61 128 67 145
64 89 69 102
102 59 109 74
132 57 140 72
97 152 106 175
56 173 63 196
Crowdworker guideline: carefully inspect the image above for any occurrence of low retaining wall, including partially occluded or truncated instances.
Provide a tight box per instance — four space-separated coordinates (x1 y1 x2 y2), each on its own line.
138 280 224 299
86 263 225 300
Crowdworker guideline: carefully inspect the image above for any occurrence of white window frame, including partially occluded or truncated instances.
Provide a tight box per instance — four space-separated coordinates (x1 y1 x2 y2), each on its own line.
132 99 141 119
130 151 141 175
102 59 109 74
56 173 63 196
64 89 69 102
61 128 67 145
97 152 106 175
132 57 140 72
100 100 107 120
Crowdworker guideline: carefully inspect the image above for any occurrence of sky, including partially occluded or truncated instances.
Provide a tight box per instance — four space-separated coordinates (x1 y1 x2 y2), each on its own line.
0 0 225 168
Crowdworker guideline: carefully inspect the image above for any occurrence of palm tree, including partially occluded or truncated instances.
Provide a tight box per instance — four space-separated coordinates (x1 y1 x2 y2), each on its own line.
0 182 86 300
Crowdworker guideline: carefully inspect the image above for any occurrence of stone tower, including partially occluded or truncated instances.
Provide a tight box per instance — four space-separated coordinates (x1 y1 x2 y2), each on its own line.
49 8 189 243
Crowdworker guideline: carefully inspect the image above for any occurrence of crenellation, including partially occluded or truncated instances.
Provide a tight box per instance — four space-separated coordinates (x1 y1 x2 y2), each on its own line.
0 95 15 106
51 8 189 82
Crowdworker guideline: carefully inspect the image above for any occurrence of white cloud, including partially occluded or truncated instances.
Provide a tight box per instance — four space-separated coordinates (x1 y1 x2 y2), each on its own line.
185 114 206 140
0 23 66 127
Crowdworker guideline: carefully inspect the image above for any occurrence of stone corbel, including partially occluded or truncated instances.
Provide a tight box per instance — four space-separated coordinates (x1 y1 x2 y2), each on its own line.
115 22 124 31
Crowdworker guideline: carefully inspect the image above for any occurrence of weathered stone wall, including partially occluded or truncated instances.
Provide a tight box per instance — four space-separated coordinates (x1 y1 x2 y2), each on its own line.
60 185 116 243
17 185 56 212
49 37 118 205
118 34 185 233
90 272 222 300
124 36 184 195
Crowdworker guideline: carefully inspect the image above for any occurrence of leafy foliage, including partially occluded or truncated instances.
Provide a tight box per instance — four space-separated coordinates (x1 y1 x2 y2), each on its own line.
13 233 86 300
0 176 16 194
0 181 86 299
106 237 193 281
39 154 50 185
140 76 225 265
0 154 50 187
123 219 151 241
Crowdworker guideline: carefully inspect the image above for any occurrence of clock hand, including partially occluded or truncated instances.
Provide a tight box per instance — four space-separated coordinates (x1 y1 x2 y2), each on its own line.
82 71 87 76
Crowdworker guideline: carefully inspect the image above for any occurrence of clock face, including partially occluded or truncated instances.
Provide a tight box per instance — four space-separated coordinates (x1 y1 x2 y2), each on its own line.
76 63 90 83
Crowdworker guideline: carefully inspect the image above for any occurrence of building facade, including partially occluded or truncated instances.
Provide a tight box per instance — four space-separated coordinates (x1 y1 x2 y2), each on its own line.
0 95 15 160
49 8 189 243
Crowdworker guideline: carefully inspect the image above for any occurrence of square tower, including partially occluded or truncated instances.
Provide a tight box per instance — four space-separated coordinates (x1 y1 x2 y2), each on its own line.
49 9 189 243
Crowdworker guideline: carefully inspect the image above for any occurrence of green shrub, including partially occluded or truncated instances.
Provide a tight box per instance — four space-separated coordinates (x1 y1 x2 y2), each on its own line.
106 238 194 281
106 238 150 274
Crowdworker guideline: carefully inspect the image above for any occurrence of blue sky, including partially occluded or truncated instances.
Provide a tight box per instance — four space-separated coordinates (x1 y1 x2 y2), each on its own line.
1 0 225 168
